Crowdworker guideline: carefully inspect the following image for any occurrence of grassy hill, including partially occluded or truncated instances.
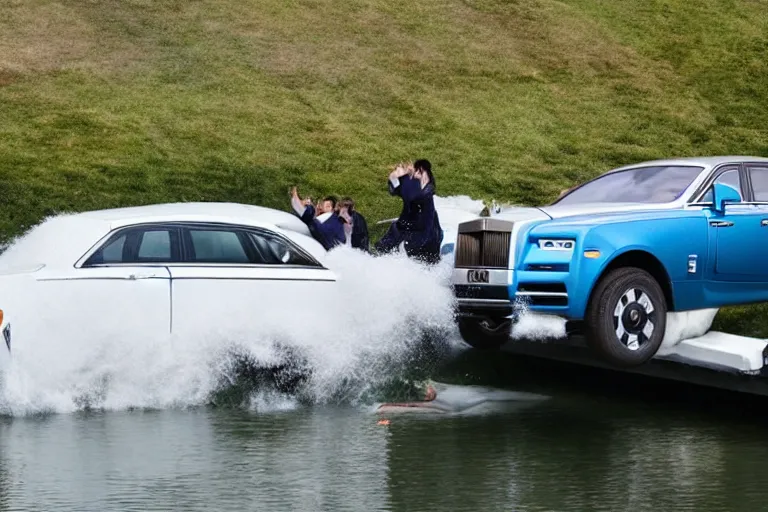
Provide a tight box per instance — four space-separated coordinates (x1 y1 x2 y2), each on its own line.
1 0 767 334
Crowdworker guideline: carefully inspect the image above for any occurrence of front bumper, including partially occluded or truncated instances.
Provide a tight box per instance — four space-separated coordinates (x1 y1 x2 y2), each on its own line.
452 268 572 319
455 298 516 321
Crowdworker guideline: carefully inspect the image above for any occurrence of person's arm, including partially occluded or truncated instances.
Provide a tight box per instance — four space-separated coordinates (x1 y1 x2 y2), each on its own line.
387 164 411 196
290 187 316 225
290 193 306 217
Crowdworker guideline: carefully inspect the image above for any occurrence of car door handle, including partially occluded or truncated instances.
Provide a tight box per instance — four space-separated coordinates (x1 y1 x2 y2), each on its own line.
709 221 734 227
762 219 768 227
128 272 157 280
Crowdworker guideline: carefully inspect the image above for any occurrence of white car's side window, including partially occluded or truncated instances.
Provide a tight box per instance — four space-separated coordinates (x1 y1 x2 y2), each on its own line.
84 226 179 266
177 225 320 267
100 234 127 263
84 224 322 268
248 231 317 266
187 229 251 264
138 230 172 260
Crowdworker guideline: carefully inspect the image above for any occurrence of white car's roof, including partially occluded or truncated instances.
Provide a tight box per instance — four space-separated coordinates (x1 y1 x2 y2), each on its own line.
78 202 311 232
0 202 325 271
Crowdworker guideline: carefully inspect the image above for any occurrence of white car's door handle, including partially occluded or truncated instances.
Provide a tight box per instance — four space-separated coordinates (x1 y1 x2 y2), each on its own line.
128 272 156 280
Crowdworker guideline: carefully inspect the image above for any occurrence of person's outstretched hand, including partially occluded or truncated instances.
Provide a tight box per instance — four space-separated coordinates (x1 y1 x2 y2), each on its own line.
389 162 411 180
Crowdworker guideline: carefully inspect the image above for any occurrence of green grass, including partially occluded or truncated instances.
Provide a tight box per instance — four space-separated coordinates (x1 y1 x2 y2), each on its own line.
1 0 768 335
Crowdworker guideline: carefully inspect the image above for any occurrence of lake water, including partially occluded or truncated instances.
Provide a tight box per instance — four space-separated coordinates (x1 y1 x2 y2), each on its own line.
2 349 767 512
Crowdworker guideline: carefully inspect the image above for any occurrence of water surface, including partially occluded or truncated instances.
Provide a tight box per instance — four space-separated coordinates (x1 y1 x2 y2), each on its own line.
2 352 767 512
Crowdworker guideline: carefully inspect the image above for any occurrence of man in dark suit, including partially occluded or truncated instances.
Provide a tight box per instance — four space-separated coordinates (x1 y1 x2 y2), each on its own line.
290 187 346 251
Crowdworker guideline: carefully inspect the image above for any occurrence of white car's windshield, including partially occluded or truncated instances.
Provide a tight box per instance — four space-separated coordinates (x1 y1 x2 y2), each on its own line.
555 165 705 205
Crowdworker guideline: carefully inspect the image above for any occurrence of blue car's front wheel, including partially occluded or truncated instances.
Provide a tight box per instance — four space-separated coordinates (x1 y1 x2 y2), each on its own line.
585 267 668 367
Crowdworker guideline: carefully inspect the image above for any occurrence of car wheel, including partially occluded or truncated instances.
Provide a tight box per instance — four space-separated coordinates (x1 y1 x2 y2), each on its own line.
457 317 510 350
585 267 667 368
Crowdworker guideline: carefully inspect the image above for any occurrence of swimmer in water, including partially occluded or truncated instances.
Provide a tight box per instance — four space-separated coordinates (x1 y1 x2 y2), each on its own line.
374 379 550 415
375 379 446 413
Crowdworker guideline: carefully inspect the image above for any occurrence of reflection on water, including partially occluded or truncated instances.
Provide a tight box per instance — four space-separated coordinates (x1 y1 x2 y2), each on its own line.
384 407 743 512
1 378 768 512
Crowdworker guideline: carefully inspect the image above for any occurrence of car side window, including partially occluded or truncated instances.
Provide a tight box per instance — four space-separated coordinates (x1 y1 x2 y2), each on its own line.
248 231 317 266
701 169 743 203
99 234 128 263
748 166 768 201
84 227 178 265
187 229 251 263
137 230 171 261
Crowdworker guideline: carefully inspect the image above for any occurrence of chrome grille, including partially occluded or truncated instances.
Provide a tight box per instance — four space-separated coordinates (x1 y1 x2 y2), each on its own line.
455 231 511 268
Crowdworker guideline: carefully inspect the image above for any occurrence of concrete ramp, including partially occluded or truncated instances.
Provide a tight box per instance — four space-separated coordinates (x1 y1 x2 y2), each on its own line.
656 331 767 374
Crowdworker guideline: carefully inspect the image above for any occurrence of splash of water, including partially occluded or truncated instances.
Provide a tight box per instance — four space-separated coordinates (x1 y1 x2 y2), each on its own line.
0 244 463 416
657 308 720 355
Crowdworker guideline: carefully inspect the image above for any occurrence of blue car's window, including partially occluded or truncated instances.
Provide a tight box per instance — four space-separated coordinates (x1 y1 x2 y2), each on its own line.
700 169 742 203
749 166 768 201
555 165 704 205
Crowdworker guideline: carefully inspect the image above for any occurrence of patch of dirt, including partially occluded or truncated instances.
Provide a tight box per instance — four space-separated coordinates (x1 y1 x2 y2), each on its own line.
0 69 18 86
0 1 150 75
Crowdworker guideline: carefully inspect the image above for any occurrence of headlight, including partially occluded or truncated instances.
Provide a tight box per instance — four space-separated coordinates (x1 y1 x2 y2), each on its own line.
538 239 575 251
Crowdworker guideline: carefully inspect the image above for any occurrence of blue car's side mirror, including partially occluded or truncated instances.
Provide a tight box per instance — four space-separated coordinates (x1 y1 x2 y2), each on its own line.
711 182 741 213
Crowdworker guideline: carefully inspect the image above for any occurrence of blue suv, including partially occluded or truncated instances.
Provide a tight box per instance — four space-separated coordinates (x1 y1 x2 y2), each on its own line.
451 156 768 368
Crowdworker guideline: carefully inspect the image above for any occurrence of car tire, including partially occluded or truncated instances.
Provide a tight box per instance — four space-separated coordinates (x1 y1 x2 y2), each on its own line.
585 267 667 368
457 317 510 350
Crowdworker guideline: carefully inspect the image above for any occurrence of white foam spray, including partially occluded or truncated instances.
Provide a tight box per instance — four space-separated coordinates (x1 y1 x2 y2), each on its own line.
0 244 463 416
656 308 720 355
0 195 487 416
510 311 568 341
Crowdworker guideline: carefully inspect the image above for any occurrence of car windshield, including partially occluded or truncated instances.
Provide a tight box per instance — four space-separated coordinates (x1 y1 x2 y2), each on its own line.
554 165 705 205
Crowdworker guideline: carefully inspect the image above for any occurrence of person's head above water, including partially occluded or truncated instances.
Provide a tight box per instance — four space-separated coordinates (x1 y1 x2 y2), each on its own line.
412 159 435 190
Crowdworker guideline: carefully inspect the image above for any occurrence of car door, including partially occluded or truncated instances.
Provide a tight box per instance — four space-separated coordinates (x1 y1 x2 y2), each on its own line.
166 223 336 339
33 224 176 342
744 163 768 281
704 165 768 281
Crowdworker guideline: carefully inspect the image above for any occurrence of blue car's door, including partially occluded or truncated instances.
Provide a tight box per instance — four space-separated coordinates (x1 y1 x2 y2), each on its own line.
711 203 767 278
709 163 768 282
744 164 768 282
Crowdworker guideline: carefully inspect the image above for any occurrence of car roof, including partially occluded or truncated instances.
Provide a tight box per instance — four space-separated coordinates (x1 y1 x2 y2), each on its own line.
0 202 319 270
77 202 310 232
608 156 768 173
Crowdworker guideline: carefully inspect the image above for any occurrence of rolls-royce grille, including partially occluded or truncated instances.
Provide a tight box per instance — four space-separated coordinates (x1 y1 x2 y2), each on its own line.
455 231 511 268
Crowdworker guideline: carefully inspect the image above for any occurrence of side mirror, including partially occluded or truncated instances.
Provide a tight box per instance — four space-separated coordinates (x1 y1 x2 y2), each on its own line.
711 182 741 213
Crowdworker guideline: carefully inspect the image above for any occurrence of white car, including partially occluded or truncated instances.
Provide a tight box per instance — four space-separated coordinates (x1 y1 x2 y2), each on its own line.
0 198 479 380
0 202 338 369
